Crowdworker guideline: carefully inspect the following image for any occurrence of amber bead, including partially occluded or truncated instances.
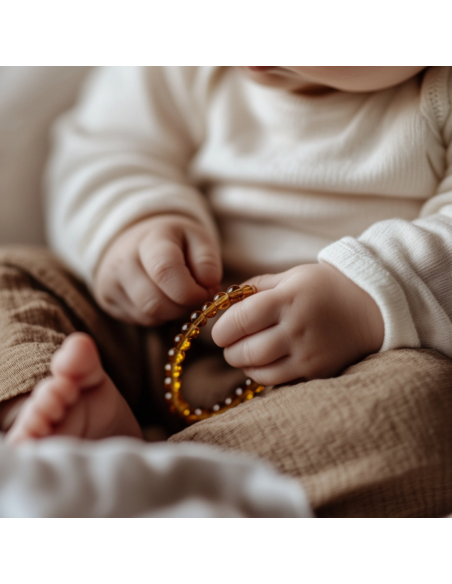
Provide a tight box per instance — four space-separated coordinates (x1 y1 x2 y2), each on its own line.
165 362 183 376
202 301 218 318
241 284 256 299
174 334 191 351
181 322 200 338
213 292 231 310
172 364 182 377
227 285 244 304
190 310 208 327
167 348 185 364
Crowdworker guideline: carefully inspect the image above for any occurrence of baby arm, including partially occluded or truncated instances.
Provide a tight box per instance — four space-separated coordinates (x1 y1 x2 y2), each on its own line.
212 264 384 385
46 66 220 311
217 101 452 383
215 79 452 384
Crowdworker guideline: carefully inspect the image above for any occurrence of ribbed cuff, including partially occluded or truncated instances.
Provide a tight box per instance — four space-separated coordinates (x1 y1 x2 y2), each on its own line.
318 237 420 352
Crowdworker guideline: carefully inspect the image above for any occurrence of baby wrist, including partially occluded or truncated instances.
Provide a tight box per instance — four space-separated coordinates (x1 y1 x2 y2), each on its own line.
318 237 420 352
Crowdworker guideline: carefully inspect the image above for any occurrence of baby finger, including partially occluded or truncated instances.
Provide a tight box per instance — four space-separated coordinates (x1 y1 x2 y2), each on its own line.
139 238 209 306
212 289 280 348
96 283 140 324
243 355 301 387
122 261 184 324
223 325 289 369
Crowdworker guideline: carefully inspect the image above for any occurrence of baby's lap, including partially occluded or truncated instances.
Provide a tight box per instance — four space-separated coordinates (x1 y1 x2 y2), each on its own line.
0 245 82 302
170 348 452 475
0 244 145 407
1 247 450 453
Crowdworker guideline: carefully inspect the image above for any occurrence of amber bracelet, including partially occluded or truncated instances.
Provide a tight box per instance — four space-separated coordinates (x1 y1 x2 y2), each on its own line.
164 284 265 424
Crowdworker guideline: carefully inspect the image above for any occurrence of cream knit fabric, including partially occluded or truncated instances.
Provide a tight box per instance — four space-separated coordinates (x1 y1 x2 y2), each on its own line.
46 66 452 357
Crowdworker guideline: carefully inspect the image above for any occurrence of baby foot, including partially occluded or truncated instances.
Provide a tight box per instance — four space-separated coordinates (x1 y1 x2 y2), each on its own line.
6 333 142 444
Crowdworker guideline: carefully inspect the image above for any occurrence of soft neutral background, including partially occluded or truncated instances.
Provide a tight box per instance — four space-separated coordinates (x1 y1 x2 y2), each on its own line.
0 67 90 245
0 66 314 520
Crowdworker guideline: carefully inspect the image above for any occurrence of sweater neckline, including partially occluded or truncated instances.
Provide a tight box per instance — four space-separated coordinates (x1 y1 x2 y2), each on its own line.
236 70 371 127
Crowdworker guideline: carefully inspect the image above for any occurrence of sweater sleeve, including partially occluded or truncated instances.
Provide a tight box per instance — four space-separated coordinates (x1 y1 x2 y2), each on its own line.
319 85 452 358
45 66 219 285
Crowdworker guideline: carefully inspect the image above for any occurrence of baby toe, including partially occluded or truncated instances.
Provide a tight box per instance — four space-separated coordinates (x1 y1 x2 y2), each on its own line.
32 380 67 423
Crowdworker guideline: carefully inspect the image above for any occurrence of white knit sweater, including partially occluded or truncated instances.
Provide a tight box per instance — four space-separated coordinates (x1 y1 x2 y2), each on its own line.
46 66 452 357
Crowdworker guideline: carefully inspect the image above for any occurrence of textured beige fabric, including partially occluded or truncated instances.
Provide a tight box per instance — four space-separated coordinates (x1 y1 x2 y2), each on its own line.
170 349 452 518
0 246 144 411
1 246 452 517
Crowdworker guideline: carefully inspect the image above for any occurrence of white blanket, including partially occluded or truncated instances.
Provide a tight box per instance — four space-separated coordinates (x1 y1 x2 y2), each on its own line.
0 436 312 517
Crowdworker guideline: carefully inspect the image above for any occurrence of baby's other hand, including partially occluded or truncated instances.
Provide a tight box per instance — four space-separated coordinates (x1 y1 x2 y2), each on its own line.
94 215 222 326
212 264 384 385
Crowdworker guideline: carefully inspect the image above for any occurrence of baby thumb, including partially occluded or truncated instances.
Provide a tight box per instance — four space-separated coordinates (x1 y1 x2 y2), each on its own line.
242 272 281 293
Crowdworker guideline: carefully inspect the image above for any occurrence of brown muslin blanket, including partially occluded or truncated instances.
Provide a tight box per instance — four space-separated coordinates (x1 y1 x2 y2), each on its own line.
1 246 452 517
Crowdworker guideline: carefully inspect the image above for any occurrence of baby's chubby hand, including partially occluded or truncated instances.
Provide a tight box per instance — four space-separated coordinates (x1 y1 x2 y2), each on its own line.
212 264 384 385
93 215 222 326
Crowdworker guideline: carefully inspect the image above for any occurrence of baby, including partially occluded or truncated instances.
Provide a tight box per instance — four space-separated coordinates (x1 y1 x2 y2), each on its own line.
5 66 452 444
